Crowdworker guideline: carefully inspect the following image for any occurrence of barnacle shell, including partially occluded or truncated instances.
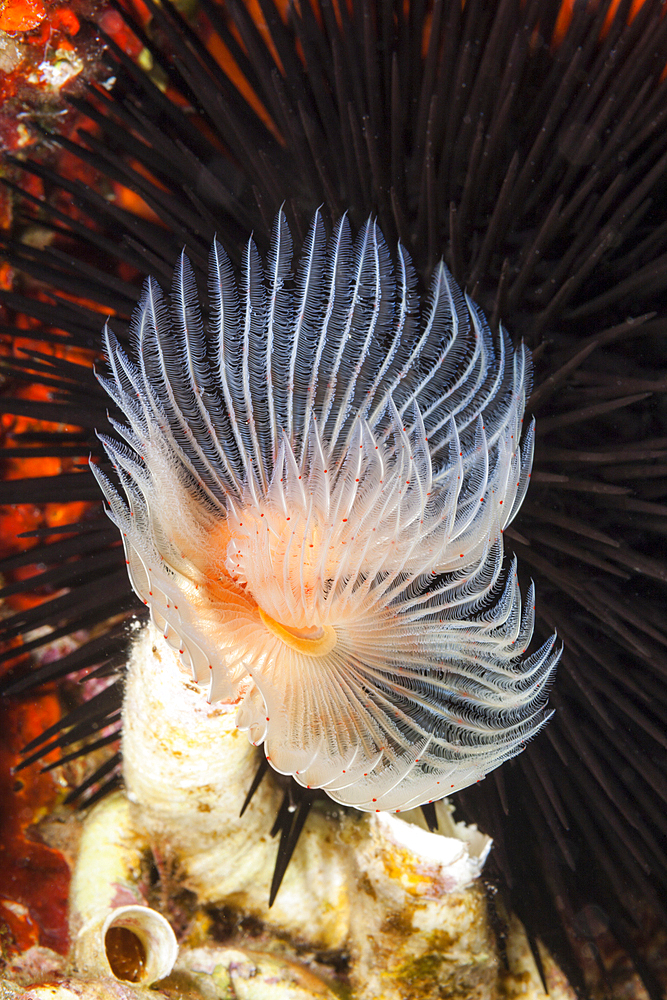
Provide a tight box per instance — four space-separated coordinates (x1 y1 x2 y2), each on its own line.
93 212 560 812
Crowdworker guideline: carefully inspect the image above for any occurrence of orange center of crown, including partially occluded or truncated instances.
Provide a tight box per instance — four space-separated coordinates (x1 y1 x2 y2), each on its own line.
258 608 337 656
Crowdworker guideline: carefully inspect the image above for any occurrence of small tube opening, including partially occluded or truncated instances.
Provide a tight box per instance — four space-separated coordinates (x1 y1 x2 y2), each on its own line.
101 904 178 985
105 925 147 982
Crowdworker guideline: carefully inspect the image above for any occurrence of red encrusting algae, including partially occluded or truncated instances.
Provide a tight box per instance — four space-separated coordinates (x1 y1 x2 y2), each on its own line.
0 692 70 957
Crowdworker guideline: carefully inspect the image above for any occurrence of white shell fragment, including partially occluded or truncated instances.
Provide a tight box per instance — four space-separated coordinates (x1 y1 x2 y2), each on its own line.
349 803 494 999
367 807 491 894
174 947 339 999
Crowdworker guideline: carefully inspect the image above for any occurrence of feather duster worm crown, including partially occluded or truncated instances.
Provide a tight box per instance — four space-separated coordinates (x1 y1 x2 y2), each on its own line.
92 211 560 813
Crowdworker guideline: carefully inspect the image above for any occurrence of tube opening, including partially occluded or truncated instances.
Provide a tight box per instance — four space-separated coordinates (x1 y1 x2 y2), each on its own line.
105 925 147 982
101 904 178 985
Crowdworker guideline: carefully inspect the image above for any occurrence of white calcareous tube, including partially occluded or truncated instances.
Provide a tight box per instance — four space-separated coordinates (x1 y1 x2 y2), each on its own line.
121 625 354 951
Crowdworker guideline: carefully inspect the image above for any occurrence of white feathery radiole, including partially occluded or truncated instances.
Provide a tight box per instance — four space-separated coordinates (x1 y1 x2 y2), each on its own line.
92 211 560 813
